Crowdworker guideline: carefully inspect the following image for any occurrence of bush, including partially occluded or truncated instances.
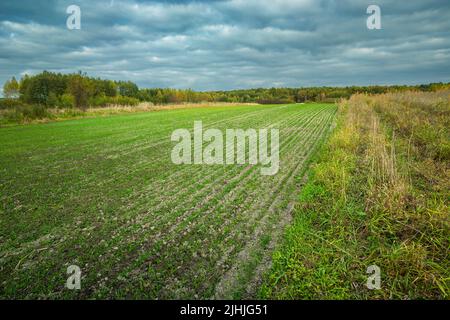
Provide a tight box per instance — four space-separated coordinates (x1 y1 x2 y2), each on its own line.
47 92 59 108
88 94 108 107
257 98 295 104
89 95 140 107
112 95 140 106
0 98 24 109
7 105 51 122
59 93 75 108
16 105 49 120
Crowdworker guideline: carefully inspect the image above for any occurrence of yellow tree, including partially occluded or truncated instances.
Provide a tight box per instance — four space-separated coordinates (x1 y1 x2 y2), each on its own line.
3 76 20 98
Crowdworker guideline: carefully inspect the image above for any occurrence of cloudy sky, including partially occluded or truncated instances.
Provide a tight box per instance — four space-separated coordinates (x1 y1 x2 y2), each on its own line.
0 0 449 91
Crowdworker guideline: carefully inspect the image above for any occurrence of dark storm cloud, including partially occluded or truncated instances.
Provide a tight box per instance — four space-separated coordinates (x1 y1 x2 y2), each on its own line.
0 0 449 92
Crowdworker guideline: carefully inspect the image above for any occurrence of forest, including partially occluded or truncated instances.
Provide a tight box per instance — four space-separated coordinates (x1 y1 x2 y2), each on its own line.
2 71 449 110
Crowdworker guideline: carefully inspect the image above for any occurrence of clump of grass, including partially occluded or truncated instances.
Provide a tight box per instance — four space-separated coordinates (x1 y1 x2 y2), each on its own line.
260 91 449 299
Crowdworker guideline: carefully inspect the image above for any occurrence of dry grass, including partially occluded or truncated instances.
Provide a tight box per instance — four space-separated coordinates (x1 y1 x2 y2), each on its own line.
353 93 448 298
84 101 259 113
260 91 449 299
0 102 260 126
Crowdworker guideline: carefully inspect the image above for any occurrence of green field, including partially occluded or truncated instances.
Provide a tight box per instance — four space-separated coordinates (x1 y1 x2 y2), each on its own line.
0 103 336 299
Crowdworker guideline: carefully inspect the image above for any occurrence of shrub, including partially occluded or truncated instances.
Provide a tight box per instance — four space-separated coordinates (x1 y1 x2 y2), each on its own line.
0 98 24 109
22 105 49 119
257 98 295 104
88 94 108 107
47 92 59 107
103 95 140 107
59 94 75 108
5 105 51 123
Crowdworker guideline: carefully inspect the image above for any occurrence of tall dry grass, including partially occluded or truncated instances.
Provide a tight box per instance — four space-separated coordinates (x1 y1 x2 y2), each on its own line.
261 90 448 299
345 92 449 298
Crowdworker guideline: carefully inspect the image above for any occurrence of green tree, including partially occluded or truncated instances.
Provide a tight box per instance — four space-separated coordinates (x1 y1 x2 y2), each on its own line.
59 93 75 108
68 74 93 110
117 81 139 98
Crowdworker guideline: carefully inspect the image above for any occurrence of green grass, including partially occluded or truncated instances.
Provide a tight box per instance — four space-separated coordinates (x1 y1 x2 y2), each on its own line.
259 93 449 300
0 103 336 299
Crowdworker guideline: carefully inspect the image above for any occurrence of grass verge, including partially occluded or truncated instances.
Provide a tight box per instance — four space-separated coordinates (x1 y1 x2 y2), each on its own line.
259 91 449 299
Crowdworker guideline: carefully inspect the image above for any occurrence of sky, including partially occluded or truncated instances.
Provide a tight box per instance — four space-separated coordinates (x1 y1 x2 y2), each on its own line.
0 0 449 92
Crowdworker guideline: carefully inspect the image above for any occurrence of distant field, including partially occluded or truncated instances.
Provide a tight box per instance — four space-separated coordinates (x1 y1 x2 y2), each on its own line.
0 103 336 299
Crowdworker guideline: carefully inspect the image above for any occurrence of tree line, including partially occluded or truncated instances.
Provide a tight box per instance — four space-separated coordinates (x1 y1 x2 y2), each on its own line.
2 71 449 110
